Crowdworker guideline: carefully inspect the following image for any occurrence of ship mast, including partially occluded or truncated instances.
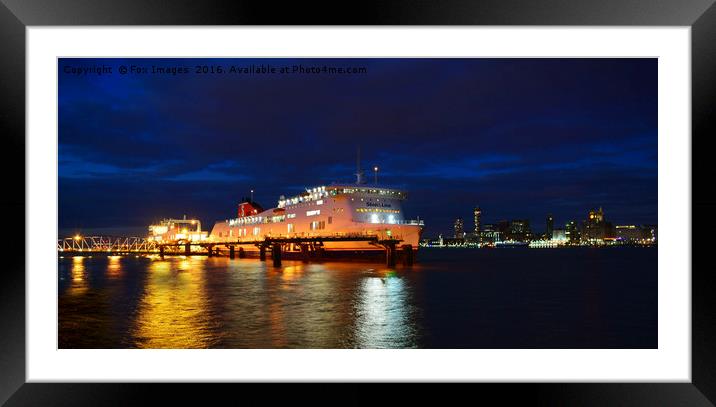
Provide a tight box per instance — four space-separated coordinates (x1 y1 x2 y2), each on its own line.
355 146 364 185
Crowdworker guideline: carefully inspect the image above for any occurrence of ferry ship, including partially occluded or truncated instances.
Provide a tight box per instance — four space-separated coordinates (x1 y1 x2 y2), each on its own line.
208 180 424 257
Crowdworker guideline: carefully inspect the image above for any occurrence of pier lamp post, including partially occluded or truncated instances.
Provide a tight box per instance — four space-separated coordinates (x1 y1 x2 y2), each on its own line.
250 189 254 202
373 166 379 185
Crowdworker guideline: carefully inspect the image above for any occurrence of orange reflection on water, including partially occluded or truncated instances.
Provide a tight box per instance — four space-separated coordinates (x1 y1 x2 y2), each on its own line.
132 257 216 348
68 256 88 295
106 256 122 279
279 264 305 282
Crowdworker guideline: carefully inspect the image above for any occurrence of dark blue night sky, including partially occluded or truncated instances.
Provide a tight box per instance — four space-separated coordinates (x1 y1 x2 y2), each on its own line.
58 58 657 237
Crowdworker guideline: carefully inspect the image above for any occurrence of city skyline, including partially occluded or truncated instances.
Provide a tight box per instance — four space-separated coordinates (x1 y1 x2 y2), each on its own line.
59 58 657 237
445 204 656 237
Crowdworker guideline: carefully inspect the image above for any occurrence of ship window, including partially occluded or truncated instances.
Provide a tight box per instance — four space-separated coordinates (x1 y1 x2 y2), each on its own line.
328 216 332 224
310 221 326 231
288 224 294 233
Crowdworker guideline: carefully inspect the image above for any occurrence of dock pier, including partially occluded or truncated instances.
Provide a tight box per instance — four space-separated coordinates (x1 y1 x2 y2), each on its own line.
58 235 414 267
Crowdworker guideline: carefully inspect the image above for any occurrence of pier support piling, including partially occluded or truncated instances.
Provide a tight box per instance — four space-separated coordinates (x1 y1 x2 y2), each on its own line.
259 245 266 261
184 243 191 256
207 245 214 257
229 246 235 259
160 246 165 258
403 244 414 266
300 244 309 263
386 242 396 267
272 243 282 267
238 247 245 258
316 246 325 260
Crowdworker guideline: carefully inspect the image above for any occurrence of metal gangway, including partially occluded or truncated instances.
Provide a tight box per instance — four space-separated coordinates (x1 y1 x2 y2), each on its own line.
58 236 159 254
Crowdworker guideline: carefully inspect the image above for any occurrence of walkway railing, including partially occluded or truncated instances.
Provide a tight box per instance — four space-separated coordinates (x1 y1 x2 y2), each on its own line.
58 236 159 253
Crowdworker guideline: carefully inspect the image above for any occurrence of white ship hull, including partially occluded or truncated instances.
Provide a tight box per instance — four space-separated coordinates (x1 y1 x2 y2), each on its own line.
209 185 423 253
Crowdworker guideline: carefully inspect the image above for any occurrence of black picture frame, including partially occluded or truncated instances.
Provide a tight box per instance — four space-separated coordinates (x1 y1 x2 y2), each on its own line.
1 0 712 405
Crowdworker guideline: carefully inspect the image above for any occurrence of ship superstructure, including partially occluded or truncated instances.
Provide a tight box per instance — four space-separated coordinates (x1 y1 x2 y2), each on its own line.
209 184 423 254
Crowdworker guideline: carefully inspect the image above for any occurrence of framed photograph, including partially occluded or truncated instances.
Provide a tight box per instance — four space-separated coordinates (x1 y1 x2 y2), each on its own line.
2 0 713 405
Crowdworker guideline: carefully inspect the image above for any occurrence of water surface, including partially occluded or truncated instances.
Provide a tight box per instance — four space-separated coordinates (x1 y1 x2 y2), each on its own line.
58 247 657 348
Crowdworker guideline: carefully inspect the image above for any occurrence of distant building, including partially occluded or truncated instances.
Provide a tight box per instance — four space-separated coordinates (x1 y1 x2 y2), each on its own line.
582 207 614 241
552 228 567 242
615 225 642 241
464 232 480 245
443 237 466 247
505 219 532 242
615 225 657 243
480 223 503 244
473 206 482 234
454 218 465 239
565 221 580 243
546 214 554 240
589 207 604 223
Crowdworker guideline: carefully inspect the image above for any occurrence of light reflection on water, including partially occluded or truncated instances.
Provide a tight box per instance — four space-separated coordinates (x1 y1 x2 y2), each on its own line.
68 256 88 295
58 248 657 349
59 255 420 348
106 255 122 279
355 275 418 348
131 257 217 348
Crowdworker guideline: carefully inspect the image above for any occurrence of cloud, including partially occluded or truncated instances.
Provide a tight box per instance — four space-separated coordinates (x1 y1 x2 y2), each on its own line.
58 58 657 235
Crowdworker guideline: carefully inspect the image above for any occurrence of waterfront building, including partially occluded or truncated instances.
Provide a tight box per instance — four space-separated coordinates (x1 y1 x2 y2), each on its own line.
505 219 532 242
497 220 510 235
582 207 614 242
615 225 657 244
420 237 444 247
454 218 465 239
443 237 466 247
565 221 580 243
615 225 642 241
480 223 503 244
464 232 480 246
589 207 604 223
552 228 567 242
